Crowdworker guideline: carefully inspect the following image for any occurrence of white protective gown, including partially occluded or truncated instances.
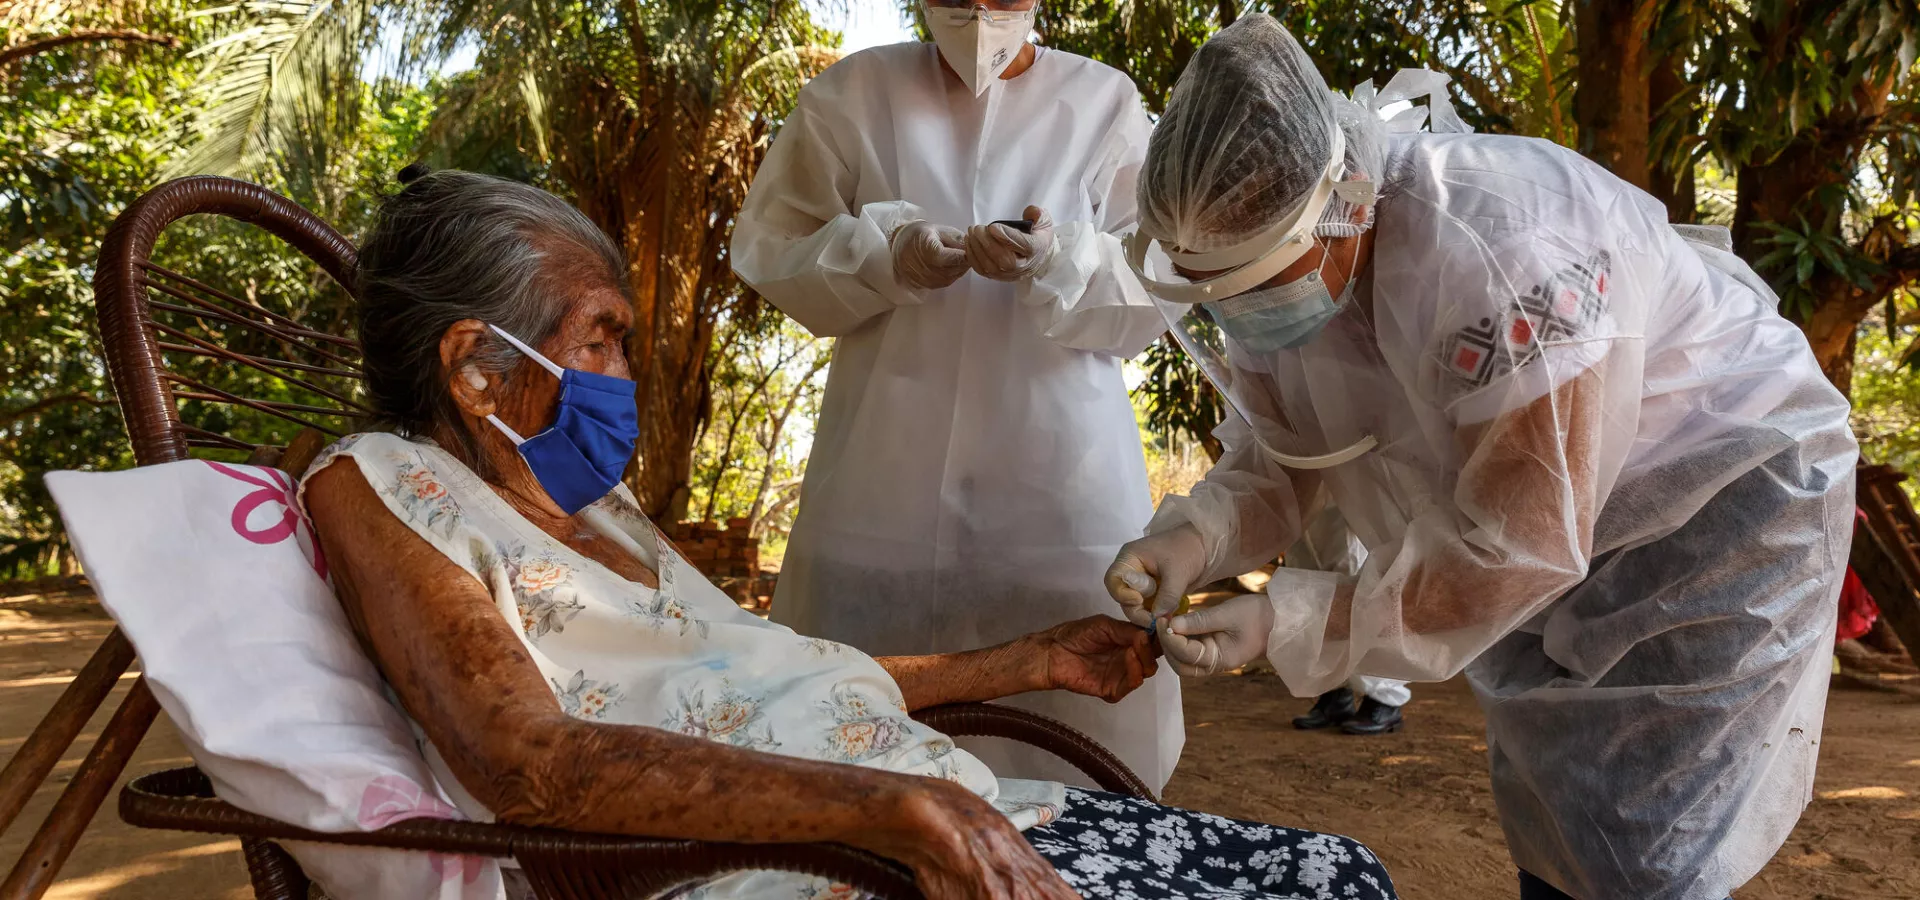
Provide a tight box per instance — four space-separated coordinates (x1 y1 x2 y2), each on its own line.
1151 134 1856 898
731 43 1183 793
1283 494 1409 708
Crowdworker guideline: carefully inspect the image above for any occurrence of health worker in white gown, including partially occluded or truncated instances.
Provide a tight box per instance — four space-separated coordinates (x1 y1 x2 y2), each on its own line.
729 1 1182 793
1105 15 1856 899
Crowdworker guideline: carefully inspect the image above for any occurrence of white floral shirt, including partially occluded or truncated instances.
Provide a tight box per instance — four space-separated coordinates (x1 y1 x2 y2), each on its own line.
304 433 1063 899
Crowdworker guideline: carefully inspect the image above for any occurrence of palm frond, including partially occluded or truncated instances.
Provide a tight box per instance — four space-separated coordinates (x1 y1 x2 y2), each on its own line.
160 0 374 180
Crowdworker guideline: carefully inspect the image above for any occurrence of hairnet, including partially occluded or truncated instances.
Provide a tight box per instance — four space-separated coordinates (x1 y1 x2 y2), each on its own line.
1138 14 1386 255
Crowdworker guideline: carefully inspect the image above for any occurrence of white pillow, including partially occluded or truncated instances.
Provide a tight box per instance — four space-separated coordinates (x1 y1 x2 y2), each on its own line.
48 459 504 899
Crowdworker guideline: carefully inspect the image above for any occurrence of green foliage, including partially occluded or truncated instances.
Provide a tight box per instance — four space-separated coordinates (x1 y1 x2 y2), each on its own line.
1851 311 1920 505
0 0 442 577
1682 0 1920 334
1133 320 1224 459
160 0 378 182
1 3 208 576
687 305 830 554
1034 0 1568 133
1753 213 1885 320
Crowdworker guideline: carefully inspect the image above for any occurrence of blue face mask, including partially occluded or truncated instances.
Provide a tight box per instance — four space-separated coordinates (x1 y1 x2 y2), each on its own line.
1204 268 1352 353
484 325 640 515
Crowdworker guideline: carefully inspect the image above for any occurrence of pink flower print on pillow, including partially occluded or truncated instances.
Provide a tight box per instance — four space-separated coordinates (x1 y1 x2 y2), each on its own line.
206 461 327 579
356 775 486 885
357 774 460 829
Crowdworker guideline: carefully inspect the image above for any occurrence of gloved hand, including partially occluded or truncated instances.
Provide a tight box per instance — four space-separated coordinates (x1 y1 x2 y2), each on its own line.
1104 524 1208 629
965 205 1057 282
1160 593 1275 677
890 219 971 290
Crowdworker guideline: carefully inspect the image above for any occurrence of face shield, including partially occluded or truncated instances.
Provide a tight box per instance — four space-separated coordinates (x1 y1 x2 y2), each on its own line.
1126 126 1379 470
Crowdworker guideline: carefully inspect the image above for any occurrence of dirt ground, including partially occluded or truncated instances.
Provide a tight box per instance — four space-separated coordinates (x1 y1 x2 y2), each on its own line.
3 591 1918 899
1167 669 1920 900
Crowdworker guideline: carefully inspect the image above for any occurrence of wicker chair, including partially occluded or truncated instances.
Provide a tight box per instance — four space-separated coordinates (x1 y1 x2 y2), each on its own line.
0 177 1151 900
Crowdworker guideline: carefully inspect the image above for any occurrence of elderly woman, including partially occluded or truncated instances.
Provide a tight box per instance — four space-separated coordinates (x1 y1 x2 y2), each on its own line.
301 167 1397 900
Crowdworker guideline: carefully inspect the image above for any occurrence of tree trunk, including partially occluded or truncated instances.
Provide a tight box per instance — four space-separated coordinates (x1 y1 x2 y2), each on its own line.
1828 329 1857 398
1572 0 1653 189
1646 52 1694 222
1215 0 1238 28
634 157 723 524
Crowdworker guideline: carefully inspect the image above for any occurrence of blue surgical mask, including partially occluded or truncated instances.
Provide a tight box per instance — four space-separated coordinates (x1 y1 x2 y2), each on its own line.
484 324 640 515
1204 268 1351 353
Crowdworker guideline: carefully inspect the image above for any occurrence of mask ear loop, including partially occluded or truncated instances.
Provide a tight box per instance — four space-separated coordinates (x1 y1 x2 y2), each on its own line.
486 414 527 446
483 324 563 447
487 324 566 379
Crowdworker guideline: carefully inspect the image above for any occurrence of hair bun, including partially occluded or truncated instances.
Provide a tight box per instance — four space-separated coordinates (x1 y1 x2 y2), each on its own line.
396 163 432 186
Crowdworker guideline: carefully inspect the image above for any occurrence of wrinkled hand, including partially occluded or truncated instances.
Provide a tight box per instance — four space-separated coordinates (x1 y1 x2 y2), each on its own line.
862 781 1081 900
1104 524 1208 628
1161 593 1275 677
1033 615 1159 703
965 205 1057 282
892 219 972 290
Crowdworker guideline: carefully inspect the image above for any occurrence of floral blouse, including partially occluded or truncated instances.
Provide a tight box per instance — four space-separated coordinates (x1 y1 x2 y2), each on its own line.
303 433 1063 899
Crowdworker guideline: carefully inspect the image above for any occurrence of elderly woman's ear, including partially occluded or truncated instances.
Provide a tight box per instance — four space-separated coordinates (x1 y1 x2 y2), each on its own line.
440 319 499 419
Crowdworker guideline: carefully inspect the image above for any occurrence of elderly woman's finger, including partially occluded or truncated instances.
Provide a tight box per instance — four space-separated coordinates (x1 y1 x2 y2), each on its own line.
1112 642 1144 702
1132 628 1161 669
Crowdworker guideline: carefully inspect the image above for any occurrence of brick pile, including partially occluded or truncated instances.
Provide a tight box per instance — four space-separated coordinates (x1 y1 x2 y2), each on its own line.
662 518 774 609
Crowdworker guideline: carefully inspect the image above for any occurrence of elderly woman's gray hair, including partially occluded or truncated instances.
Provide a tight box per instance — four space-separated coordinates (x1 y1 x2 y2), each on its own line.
356 166 629 456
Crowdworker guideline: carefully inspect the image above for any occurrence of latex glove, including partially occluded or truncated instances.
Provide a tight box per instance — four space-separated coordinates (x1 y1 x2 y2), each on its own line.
1104 525 1207 629
1160 593 1275 677
965 205 1057 282
891 219 971 290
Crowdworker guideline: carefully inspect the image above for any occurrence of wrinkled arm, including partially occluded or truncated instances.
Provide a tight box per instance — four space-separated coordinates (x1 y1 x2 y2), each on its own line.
877 615 1156 711
1015 99 1164 357
878 643 1047 712
729 98 927 338
304 460 979 861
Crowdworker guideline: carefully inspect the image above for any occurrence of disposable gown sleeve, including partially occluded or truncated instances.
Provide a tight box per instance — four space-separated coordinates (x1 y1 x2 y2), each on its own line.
1145 413 1318 586
729 94 928 338
1015 98 1165 357
1262 182 1673 696
1284 489 1365 578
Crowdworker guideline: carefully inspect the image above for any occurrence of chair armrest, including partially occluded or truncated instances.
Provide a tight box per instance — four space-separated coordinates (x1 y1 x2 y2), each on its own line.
911 702 1154 799
119 768 921 899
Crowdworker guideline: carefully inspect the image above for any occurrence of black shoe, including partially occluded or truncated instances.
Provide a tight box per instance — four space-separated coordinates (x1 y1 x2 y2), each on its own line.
1292 687 1357 730
1341 698 1404 735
